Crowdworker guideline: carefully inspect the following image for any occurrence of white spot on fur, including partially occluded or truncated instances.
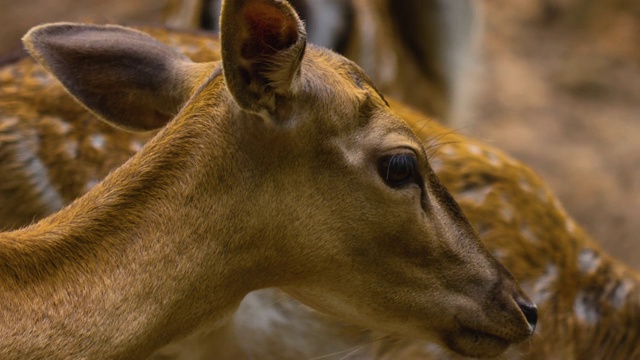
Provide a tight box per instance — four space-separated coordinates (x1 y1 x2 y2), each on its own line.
13 141 64 213
457 184 493 205
565 219 576 233
484 149 503 167
574 291 599 325
232 289 374 359
130 139 144 152
521 222 537 242
64 140 78 158
499 206 514 222
440 145 457 157
32 69 53 85
609 280 632 310
492 248 507 262
49 117 72 135
522 263 558 305
466 144 482 156
84 179 99 193
518 176 533 193
89 134 106 151
552 197 569 217
577 248 601 274
422 343 448 358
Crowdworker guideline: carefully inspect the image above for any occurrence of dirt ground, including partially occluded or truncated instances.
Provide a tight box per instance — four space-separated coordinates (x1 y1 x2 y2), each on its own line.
1 0 639 268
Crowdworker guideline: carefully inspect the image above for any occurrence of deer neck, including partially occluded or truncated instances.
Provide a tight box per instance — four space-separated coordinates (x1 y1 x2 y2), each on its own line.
0 73 267 359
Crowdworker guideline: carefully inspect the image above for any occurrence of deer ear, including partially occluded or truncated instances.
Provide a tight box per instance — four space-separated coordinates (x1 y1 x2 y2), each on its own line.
22 23 215 132
220 0 306 120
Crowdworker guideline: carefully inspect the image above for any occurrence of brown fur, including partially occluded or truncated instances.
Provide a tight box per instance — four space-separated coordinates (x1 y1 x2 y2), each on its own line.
2 24 637 359
0 0 534 358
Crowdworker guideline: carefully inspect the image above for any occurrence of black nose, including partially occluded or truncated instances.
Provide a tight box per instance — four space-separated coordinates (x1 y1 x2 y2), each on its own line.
516 298 538 332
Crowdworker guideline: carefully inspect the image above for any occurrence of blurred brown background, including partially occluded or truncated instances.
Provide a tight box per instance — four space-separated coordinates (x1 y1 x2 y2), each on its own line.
0 0 169 53
471 0 640 268
0 0 638 268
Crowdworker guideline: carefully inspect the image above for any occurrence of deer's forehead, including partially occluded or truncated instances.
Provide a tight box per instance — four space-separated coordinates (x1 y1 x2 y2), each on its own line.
333 108 424 158
299 49 393 128
302 49 374 95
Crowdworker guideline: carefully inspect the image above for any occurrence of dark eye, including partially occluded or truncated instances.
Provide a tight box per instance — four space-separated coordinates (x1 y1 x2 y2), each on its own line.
378 153 419 188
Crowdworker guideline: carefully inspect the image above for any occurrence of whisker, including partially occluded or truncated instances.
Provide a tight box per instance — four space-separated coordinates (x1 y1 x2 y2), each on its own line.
424 142 462 160
413 118 433 138
308 335 390 360
309 346 363 360
337 345 368 360
412 120 465 155
265 292 287 306
424 128 460 145
427 139 460 150
422 129 460 148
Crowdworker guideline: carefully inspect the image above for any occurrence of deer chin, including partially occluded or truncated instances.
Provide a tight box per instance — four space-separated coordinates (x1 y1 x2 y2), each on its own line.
441 326 512 358
435 311 534 359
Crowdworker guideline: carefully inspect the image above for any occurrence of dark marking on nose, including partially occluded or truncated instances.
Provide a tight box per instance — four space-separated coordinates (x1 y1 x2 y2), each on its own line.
516 297 538 332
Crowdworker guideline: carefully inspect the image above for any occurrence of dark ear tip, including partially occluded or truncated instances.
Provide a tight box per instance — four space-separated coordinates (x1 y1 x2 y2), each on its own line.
242 2 298 33
23 22 72 43
228 0 305 59
22 22 78 57
22 24 48 52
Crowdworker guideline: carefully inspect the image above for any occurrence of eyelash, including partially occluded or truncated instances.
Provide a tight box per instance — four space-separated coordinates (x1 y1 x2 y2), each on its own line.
378 153 419 188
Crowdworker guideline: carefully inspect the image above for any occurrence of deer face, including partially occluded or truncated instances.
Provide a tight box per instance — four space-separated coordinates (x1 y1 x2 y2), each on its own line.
254 48 536 358
22 0 536 357
214 1 536 356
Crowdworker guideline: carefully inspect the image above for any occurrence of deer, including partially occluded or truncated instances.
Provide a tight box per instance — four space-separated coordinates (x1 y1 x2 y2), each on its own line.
155 104 640 360
230 99 640 360
1 20 637 359
0 0 538 358
155 99 640 360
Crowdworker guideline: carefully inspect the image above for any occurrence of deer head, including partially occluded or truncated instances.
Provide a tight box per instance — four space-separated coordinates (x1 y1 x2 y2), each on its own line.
10 0 535 357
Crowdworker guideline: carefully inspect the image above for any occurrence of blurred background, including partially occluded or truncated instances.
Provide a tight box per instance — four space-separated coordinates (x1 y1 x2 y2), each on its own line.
0 0 638 267
473 0 640 268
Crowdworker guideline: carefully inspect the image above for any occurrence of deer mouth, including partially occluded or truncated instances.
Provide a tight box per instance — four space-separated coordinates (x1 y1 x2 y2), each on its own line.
442 324 512 358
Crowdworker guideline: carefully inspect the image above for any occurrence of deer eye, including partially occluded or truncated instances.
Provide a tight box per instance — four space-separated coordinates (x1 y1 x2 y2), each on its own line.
378 153 419 188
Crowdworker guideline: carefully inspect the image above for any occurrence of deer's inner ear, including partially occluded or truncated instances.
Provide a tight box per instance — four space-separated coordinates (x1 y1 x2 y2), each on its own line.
220 0 307 118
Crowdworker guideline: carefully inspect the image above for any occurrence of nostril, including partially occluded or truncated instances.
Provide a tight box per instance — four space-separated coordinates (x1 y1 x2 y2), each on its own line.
517 300 538 332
